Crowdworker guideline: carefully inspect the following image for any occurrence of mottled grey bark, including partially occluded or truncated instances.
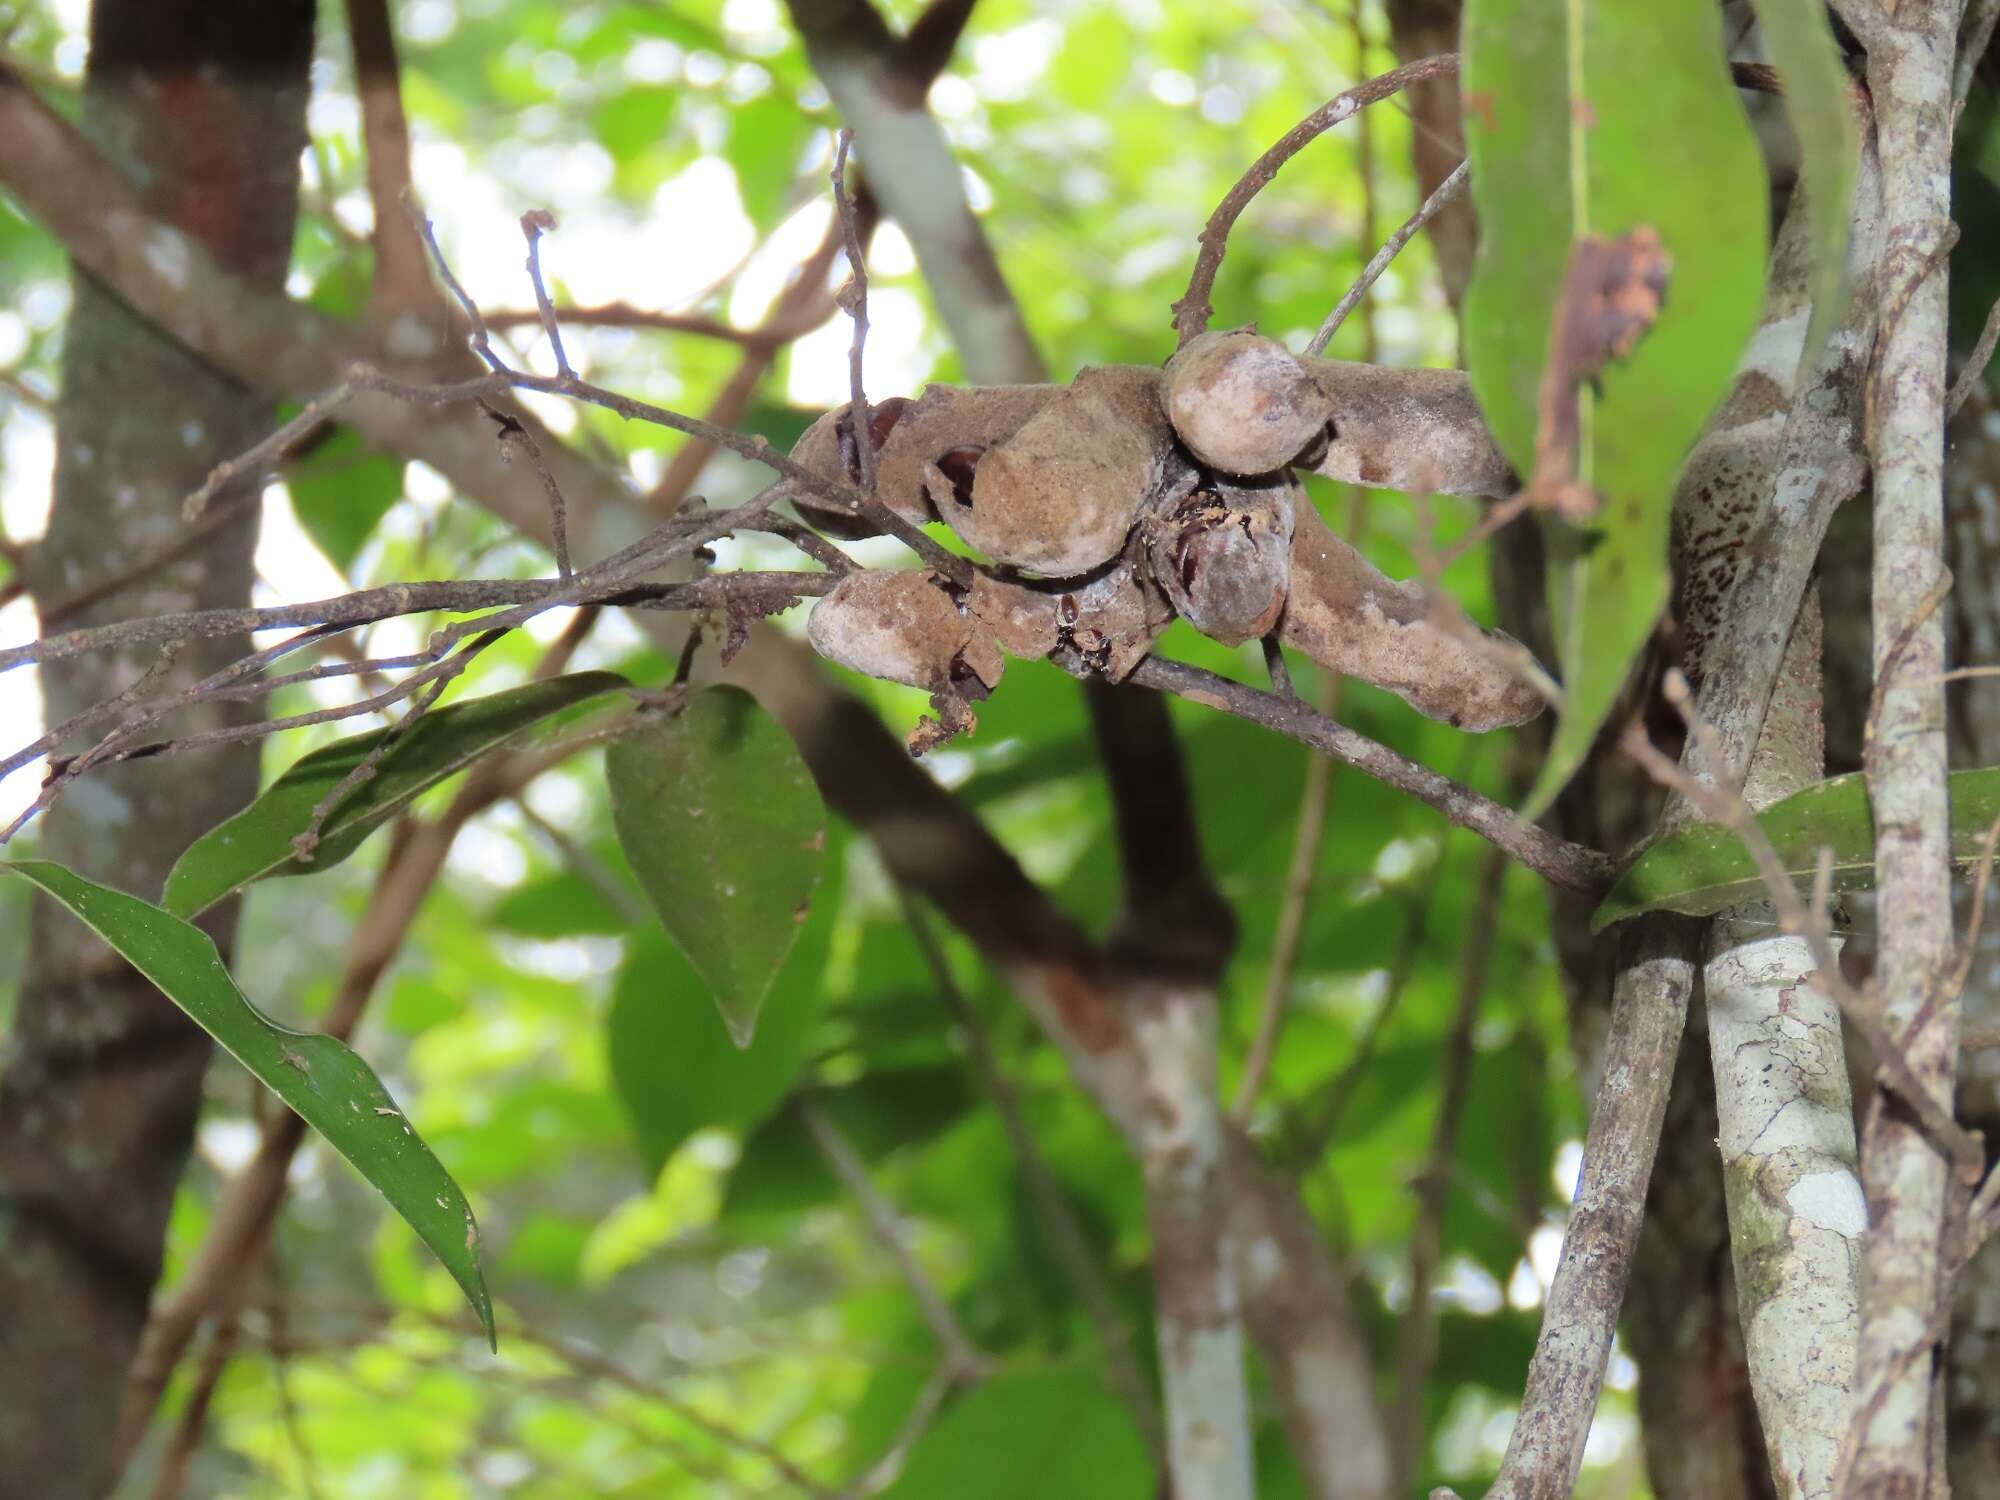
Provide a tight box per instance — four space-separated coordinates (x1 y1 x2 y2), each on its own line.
0 2 312 1494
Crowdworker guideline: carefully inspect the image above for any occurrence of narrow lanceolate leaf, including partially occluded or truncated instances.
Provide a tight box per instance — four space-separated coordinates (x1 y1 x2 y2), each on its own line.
2 860 494 1346
1751 0 1859 368
606 687 826 1046
164 672 627 920
1592 767 2000 930
1461 0 1768 817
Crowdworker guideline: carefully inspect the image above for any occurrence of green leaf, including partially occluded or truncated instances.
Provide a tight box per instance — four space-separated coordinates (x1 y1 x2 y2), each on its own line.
164 672 627 919
724 91 811 230
721 1066 976 1224
608 829 843 1177
2 860 493 1346
878 1369 1154 1499
1461 0 1768 816
593 88 678 165
286 427 406 571
1592 766 2000 929
606 687 826 1045
1750 0 1858 368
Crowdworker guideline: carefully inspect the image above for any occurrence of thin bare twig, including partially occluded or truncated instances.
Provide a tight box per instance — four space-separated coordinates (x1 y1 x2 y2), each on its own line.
518 208 573 380
1171 54 1459 345
491 407 573 579
1947 290 2000 420
1391 844 1504 1493
1124 656 1615 893
797 1095 986 1383
1621 681 1982 1186
1306 158 1470 358
831 130 878 501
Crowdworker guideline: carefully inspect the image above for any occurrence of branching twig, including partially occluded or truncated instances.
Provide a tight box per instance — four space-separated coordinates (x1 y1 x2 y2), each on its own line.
1171 54 1459 346
1306 158 1470 358
1947 289 2000 420
1621 680 1982 1186
1125 656 1615 892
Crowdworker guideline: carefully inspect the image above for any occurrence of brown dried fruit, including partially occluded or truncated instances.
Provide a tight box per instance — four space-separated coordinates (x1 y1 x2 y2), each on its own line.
1148 476 1297 646
882 383 1057 521
837 395 910 482
929 446 983 510
947 365 1172 577
965 572 1062 661
1165 329 1335 477
804 569 1004 695
1054 556 1173 682
1278 502 1544 731
1304 361 1514 497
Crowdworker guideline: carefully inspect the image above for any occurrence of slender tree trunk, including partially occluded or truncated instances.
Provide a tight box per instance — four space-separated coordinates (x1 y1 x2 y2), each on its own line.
0 3 312 1493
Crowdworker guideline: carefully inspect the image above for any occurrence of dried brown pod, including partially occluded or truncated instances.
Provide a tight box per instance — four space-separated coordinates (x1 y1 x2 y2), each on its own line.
965 572 1062 662
881 382 1056 520
1279 502 1544 731
1164 329 1335 477
786 385 1056 536
1147 476 1297 647
804 568 1003 696
1052 555 1174 682
945 365 1173 577
1303 361 1513 497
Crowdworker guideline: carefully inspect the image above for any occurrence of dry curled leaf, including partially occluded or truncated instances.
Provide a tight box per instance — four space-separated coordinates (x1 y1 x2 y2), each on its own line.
1529 226 1673 517
1165 329 1334 477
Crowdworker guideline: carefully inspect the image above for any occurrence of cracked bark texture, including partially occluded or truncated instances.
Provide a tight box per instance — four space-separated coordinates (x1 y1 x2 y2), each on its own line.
1672 160 1878 1498
0 1 312 1494
1846 8 1963 1492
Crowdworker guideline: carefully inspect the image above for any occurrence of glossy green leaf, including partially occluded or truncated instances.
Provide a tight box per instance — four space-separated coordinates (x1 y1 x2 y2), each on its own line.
1751 0 1858 367
878 1369 1154 1499
605 686 826 1045
1462 0 1768 816
1593 766 2000 929
2 860 493 1346
608 830 843 1177
287 426 405 571
164 672 627 919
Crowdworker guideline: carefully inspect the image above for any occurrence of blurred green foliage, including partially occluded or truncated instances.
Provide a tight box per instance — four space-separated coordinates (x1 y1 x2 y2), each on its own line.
0 0 1636 1495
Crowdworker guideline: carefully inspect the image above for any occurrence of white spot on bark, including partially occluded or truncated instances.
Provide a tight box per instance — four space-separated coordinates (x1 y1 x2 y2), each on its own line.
180 420 205 449
1772 464 1819 524
1786 1169 1867 1238
144 227 193 291
384 314 437 359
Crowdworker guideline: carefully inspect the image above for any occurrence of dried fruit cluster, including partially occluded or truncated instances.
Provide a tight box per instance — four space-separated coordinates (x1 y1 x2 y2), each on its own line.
792 330 1543 749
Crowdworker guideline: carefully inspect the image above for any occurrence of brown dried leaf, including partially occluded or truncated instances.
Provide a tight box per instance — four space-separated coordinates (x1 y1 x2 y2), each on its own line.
1527 226 1673 516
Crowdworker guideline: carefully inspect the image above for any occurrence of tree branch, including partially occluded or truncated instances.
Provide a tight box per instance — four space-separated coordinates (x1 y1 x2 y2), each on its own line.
1125 656 1613 892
